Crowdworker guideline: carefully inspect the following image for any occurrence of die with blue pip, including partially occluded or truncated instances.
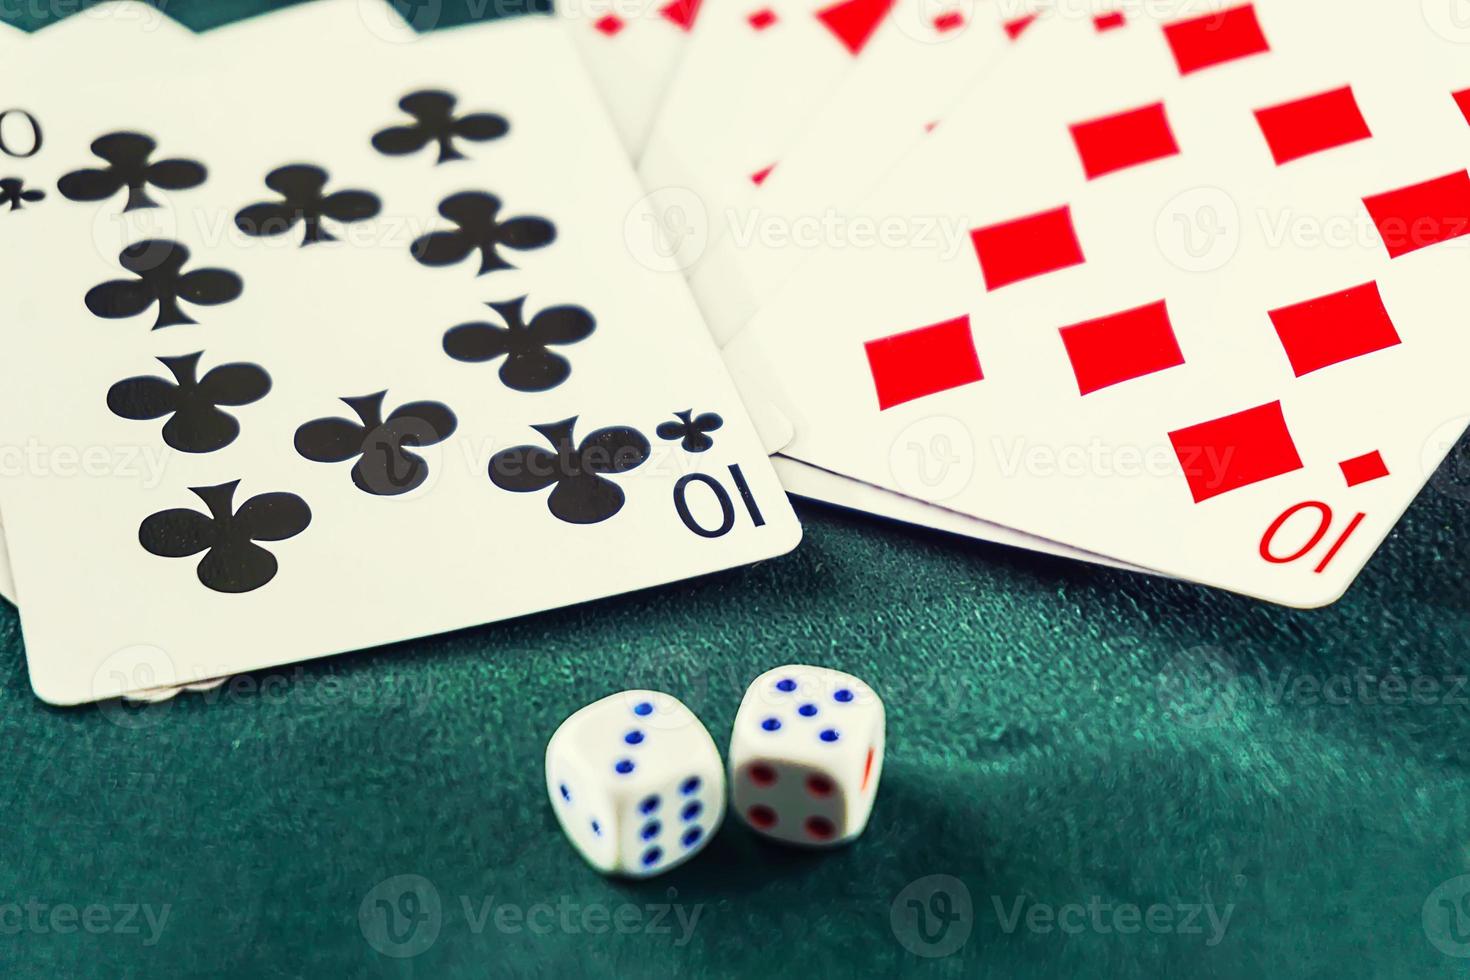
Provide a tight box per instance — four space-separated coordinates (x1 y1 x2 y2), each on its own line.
546 666 885 876
545 691 725 877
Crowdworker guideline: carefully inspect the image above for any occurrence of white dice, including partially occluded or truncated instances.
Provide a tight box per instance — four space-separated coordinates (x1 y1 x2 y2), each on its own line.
545 690 725 877
728 664 885 847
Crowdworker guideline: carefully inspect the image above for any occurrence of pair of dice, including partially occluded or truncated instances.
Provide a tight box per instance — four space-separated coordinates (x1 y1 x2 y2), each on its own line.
546 664 885 877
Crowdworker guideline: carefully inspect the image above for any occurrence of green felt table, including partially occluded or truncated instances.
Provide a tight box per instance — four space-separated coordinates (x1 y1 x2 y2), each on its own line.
4 3 1470 977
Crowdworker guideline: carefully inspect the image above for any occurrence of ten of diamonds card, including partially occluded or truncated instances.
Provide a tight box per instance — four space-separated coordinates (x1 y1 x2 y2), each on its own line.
723 0 1470 607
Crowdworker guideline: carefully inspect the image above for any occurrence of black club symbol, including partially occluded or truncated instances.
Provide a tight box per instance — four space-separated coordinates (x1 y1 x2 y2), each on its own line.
489 416 650 525
443 297 595 393
85 239 243 330
411 192 555 275
294 391 458 497
235 165 382 246
57 132 205 212
0 177 43 211
372 89 509 164
656 410 724 453
138 480 311 594
106 352 271 454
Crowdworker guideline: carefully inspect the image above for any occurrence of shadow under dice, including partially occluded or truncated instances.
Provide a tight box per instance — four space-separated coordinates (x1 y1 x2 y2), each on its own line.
728 665 886 847
545 690 724 877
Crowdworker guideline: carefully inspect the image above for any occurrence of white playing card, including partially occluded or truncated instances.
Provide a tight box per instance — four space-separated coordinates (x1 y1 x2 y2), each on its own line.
679 4 1149 571
0 2 800 703
773 456 1142 570
690 0 1047 343
555 0 704 158
726 0 1470 606
0 17 31 604
0 7 198 607
638 0 898 255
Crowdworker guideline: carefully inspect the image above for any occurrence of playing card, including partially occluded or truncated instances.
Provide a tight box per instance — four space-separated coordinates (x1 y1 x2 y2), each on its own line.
679 3 1150 571
773 456 1141 570
689 0 1048 342
0 1 800 704
555 0 704 158
725 0 1470 606
638 0 898 254
737 292 1143 571
0 9 198 607
0 17 31 604
633 0 1132 567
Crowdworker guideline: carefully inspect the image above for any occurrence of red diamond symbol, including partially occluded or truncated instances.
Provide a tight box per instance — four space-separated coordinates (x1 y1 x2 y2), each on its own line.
748 7 777 29
594 14 625 35
1059 300 1184 395
1169 401 1303 504
659 0 702 31
1454 88 1470 126
1363 170 1470 259
1069 102 1180 181
933 10 964 32
1268 281 1402 377
864 315 982 410
1003 13 1037 40
1163 3 1270 76
1340 451 1389 488
815 0 893 55
1254 86 1372 166
970 205 1085 291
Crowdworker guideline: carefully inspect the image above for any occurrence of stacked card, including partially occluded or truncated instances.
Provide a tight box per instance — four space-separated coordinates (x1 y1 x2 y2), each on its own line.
0 1 801 703
611 0 1470 607
7 0 1470 702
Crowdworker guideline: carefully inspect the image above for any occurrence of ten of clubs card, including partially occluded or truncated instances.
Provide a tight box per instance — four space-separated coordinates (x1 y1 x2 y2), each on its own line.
0 2 800 704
